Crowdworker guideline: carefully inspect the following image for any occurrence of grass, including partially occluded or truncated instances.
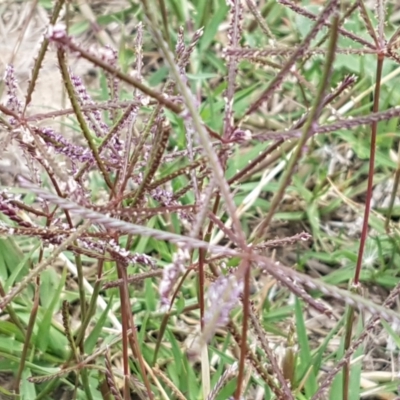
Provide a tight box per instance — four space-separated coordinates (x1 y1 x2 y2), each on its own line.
1 0 400 399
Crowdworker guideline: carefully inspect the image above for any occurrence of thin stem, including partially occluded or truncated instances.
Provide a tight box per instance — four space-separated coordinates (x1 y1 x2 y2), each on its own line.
75 103 136 182
198 248 206 330
115 262 130 400
51 33 181 114
234 258 251 399
15 275 40 393
129 124 170 207
158 0 170 45
118 105 160 197
354 54 384 284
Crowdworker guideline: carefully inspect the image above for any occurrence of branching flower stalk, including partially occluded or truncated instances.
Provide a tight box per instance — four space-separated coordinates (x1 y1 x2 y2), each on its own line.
47 24 182 114
278 0 374 50
17 179 400 327
240 0 339 123
117 105 160 197
3 0 400 397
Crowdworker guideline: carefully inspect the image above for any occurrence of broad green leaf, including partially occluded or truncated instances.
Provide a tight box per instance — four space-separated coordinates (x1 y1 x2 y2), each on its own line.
295 298 318 397
84 295 114 354
5 242 38 290
20 368 36 399
349 317 364 400
167 329 183 376
199 0 229 51
144 279 156 312
36 268 67 353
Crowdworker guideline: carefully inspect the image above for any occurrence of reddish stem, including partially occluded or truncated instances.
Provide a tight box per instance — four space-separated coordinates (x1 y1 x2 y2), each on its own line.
353 53 383 284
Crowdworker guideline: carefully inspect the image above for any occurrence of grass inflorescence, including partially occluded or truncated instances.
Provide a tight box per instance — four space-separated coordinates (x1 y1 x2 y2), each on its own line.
1 0 400 399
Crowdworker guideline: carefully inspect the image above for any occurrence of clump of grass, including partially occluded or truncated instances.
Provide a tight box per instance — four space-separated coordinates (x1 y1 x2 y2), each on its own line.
1 0 400 399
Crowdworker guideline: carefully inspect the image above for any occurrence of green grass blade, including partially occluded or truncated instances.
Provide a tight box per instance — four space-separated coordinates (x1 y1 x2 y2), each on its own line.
84 295 114 354
294 298 318 397
36 268 67 353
